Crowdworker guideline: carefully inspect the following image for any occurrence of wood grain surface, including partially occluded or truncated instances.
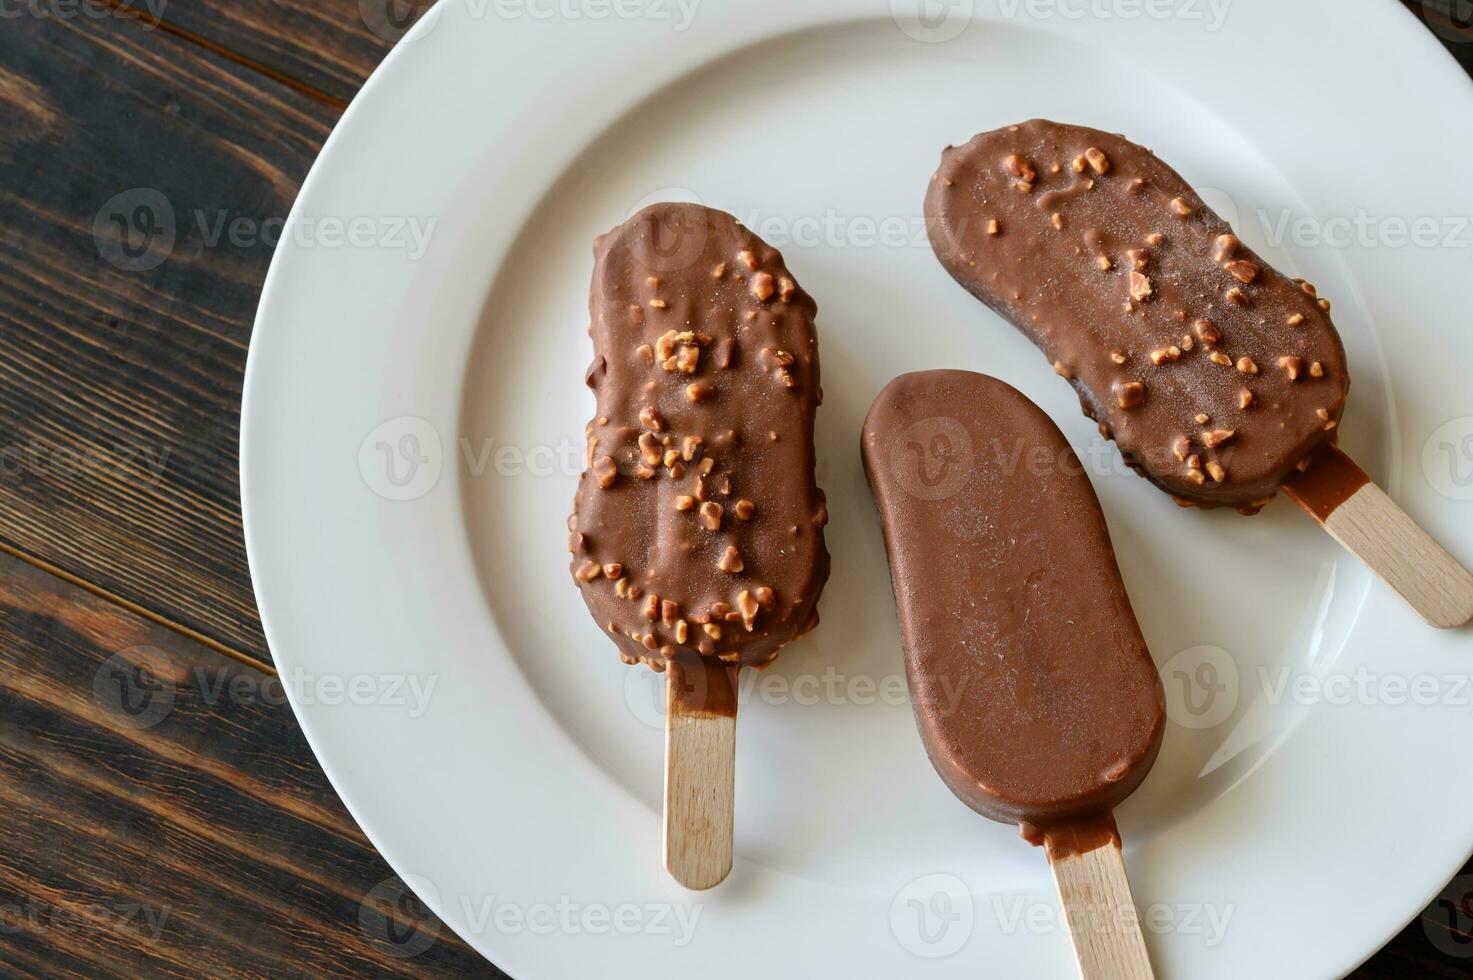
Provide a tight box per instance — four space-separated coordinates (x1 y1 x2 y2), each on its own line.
0 0 1469 975
0 550 503 977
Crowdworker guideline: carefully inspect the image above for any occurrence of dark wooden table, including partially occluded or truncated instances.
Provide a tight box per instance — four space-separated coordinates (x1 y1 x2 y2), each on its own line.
0 1 1469 975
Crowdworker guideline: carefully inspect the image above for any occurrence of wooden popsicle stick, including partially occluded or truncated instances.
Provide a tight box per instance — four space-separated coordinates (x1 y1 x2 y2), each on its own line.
663 654 738 890
1283 446 1473 629
1042 816 1155 980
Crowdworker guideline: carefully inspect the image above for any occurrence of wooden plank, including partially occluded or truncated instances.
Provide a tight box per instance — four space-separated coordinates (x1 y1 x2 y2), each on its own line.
0 549 505 977
1352 855 1473 976
0 13 348 663
108 0 426 107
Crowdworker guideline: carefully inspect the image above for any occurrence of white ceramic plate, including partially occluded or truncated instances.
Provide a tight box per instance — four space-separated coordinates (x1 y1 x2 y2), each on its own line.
241 1 1473 975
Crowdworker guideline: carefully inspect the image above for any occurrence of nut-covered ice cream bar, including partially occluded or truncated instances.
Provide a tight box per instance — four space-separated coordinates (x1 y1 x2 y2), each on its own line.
569 203 829 670
862 370 1164 830
925 119 1350 512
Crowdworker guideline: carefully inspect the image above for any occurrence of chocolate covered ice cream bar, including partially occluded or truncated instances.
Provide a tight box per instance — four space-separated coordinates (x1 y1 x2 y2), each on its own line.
925 119 1349 513
569 202 830 671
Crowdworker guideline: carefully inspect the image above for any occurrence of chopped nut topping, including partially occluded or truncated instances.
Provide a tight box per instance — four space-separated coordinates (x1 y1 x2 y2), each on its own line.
987 219 1000 236
642 594 659 620
1317 298 1332 312
1194 319 1221 346
1110 350 1127 364
1300 280 1317 296
1127 248 1149 270
1187 453 1202 470
1287 313 1305 326
1316 408 1330 421
1004 154 1037 182
1186 469 1206 485
1128 271 1154 302
698 501 723 531
1053 360 1073 380
656 329 708 374
1115 380 1146 409
1279 355 1303 380
1085 147 1110 174
718 546 744 574
592 455 617 489
733 499 755 520
1172 435 1190 462
1051 213 1065 230
712 262 726 279
1097 255 1113 270
1225 260 1259 284
737 591 759 631
754 586 775 609
639 432 662 467
639 405 664 431
1072 155 1087 173
1180 335 1194 351
649 298 667 309
675 495 694 511
1170 196 1193 217
1210 351 1232 366
778 277 795 302
703 622 722 640
1150 346 1182 365
615 577 631 598
1226 287 1249 306
1324 419 1338 430
1238 389 1254 409
663 448 680 469
675 620 689 644
1014 180 1033 193
738 249 758 270
1236 356 1258 374
636 464 656 480
635 343 654 365
1212 234 1239 263
1206 460 1226 483
1202 428 1236 448
1309 361 1324 378
575 560 601 582
685 382 713 403
1146 232 1165 245
1195 413 1210 425
603 562 622 579
752 272 775 301
681 436 703 461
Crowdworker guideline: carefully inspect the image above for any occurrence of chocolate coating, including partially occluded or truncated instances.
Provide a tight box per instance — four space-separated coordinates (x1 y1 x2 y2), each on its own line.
862 370 1164 828
925 119 1350 510
569 203 829 670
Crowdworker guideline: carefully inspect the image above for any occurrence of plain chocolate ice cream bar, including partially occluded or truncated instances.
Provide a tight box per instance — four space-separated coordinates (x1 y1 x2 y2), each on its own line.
925 119 1350 512
569 203 830 671
862 370 1164 831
